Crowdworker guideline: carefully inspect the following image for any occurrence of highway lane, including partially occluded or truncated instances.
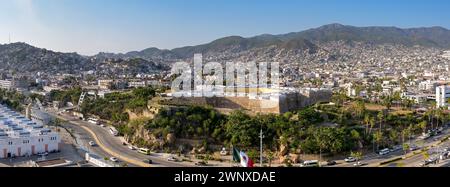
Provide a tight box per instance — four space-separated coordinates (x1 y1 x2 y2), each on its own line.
390 130 450 167
332 127 450 167
51 111 188 167
61 122 124 165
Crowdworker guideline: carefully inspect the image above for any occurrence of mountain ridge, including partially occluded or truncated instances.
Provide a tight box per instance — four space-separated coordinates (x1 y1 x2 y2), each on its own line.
93 23 450 60
1 24 449 73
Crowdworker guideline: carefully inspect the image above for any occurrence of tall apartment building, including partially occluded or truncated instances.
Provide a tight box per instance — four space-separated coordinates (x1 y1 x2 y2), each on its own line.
436 85 450 109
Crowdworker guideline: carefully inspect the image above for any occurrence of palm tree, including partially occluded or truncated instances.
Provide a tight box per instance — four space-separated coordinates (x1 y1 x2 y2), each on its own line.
402 143 410 155
314 128 328 167
435 108 444 129
266 151 274 167
363 113 371 135
373 131 383 151
383 96 393 111
368 117 376 135
377 111 384 133
418 121 427 134
350 151 363 163
389 130 399 146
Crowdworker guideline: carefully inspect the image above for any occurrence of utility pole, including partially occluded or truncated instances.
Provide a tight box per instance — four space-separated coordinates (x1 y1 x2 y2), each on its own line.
259 128 264 167
8 33 11 44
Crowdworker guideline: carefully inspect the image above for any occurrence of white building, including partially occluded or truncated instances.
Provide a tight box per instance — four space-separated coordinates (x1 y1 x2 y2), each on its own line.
0 79 28 91
436 85 450 109
442 51 450 60
419 80 438 91
0 105 60 159
0 80 12 90
128 81 147 88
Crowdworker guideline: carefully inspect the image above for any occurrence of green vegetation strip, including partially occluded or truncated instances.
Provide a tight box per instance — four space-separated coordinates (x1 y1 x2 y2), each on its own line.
379 157 403 165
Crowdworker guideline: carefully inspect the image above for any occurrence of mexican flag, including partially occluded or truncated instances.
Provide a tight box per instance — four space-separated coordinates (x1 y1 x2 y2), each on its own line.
239 151 254 167
232 147 254 167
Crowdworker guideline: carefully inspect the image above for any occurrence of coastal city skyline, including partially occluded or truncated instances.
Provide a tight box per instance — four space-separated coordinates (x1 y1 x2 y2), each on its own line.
0 0 449 181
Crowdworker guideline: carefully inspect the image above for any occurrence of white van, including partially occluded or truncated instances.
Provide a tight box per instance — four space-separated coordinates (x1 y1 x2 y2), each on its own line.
300 160 319 167
379 148 390 156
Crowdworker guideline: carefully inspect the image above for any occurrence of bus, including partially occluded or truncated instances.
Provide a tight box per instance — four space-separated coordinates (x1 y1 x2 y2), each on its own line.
300 160 319 167
138 148 151 155
109 127 119 136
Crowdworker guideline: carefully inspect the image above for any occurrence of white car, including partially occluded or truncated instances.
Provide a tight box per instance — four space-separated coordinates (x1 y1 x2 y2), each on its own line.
353 162 364 167
344 157 356 162
89 141 96 146
110 157 119 162
167 157 177 162
38 152 49 157
128 145 136 150
100 124 106 127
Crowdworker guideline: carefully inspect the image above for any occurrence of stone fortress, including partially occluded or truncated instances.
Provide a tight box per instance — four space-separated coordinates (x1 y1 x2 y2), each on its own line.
163 86 332 114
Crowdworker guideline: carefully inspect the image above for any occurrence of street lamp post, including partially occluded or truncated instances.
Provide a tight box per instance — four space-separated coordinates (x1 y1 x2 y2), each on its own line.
259 128 264 167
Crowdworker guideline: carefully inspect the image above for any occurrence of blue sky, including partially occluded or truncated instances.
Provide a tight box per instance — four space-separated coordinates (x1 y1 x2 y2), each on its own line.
0 0 449 55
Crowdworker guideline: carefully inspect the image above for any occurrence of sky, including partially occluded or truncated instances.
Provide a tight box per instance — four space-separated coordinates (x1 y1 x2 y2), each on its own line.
0 0 449 55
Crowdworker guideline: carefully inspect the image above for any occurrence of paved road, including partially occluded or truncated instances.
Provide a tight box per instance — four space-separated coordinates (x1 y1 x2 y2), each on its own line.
61 122 123 166
50 110 187 167
331 126 450 167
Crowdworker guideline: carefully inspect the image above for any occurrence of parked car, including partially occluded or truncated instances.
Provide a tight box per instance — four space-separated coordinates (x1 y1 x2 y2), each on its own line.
88 141 96 146
353 162 364 167
195 161 207 166
38 152 48 157
300 160 319 167
391 145 402 152
128 145 136 150
110 157 119 162
344 157 356 162
167 156 177 162
143 159 153 164
325 160 337 166
409 145 419 151
379 148 390 156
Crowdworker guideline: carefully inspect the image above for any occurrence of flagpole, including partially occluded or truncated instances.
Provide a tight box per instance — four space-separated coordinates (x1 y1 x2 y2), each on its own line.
230 144 233 167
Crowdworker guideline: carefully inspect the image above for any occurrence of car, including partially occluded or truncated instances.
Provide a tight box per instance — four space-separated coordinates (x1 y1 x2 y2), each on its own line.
424 159 436 166
392 145 402 152
143 159 153 164
300 160 319 167
167 156 177 162
409 145 419 151
88 141 96 146
38 152 49 157
100 124 106 127
128 145 136 150
379 148 390 156
110 157 119 162
195 161 207 166
325 160 337 166
353 162 364 167
344 157 356 162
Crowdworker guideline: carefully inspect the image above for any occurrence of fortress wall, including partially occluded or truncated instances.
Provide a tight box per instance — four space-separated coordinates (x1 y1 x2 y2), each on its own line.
163 89 332 114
